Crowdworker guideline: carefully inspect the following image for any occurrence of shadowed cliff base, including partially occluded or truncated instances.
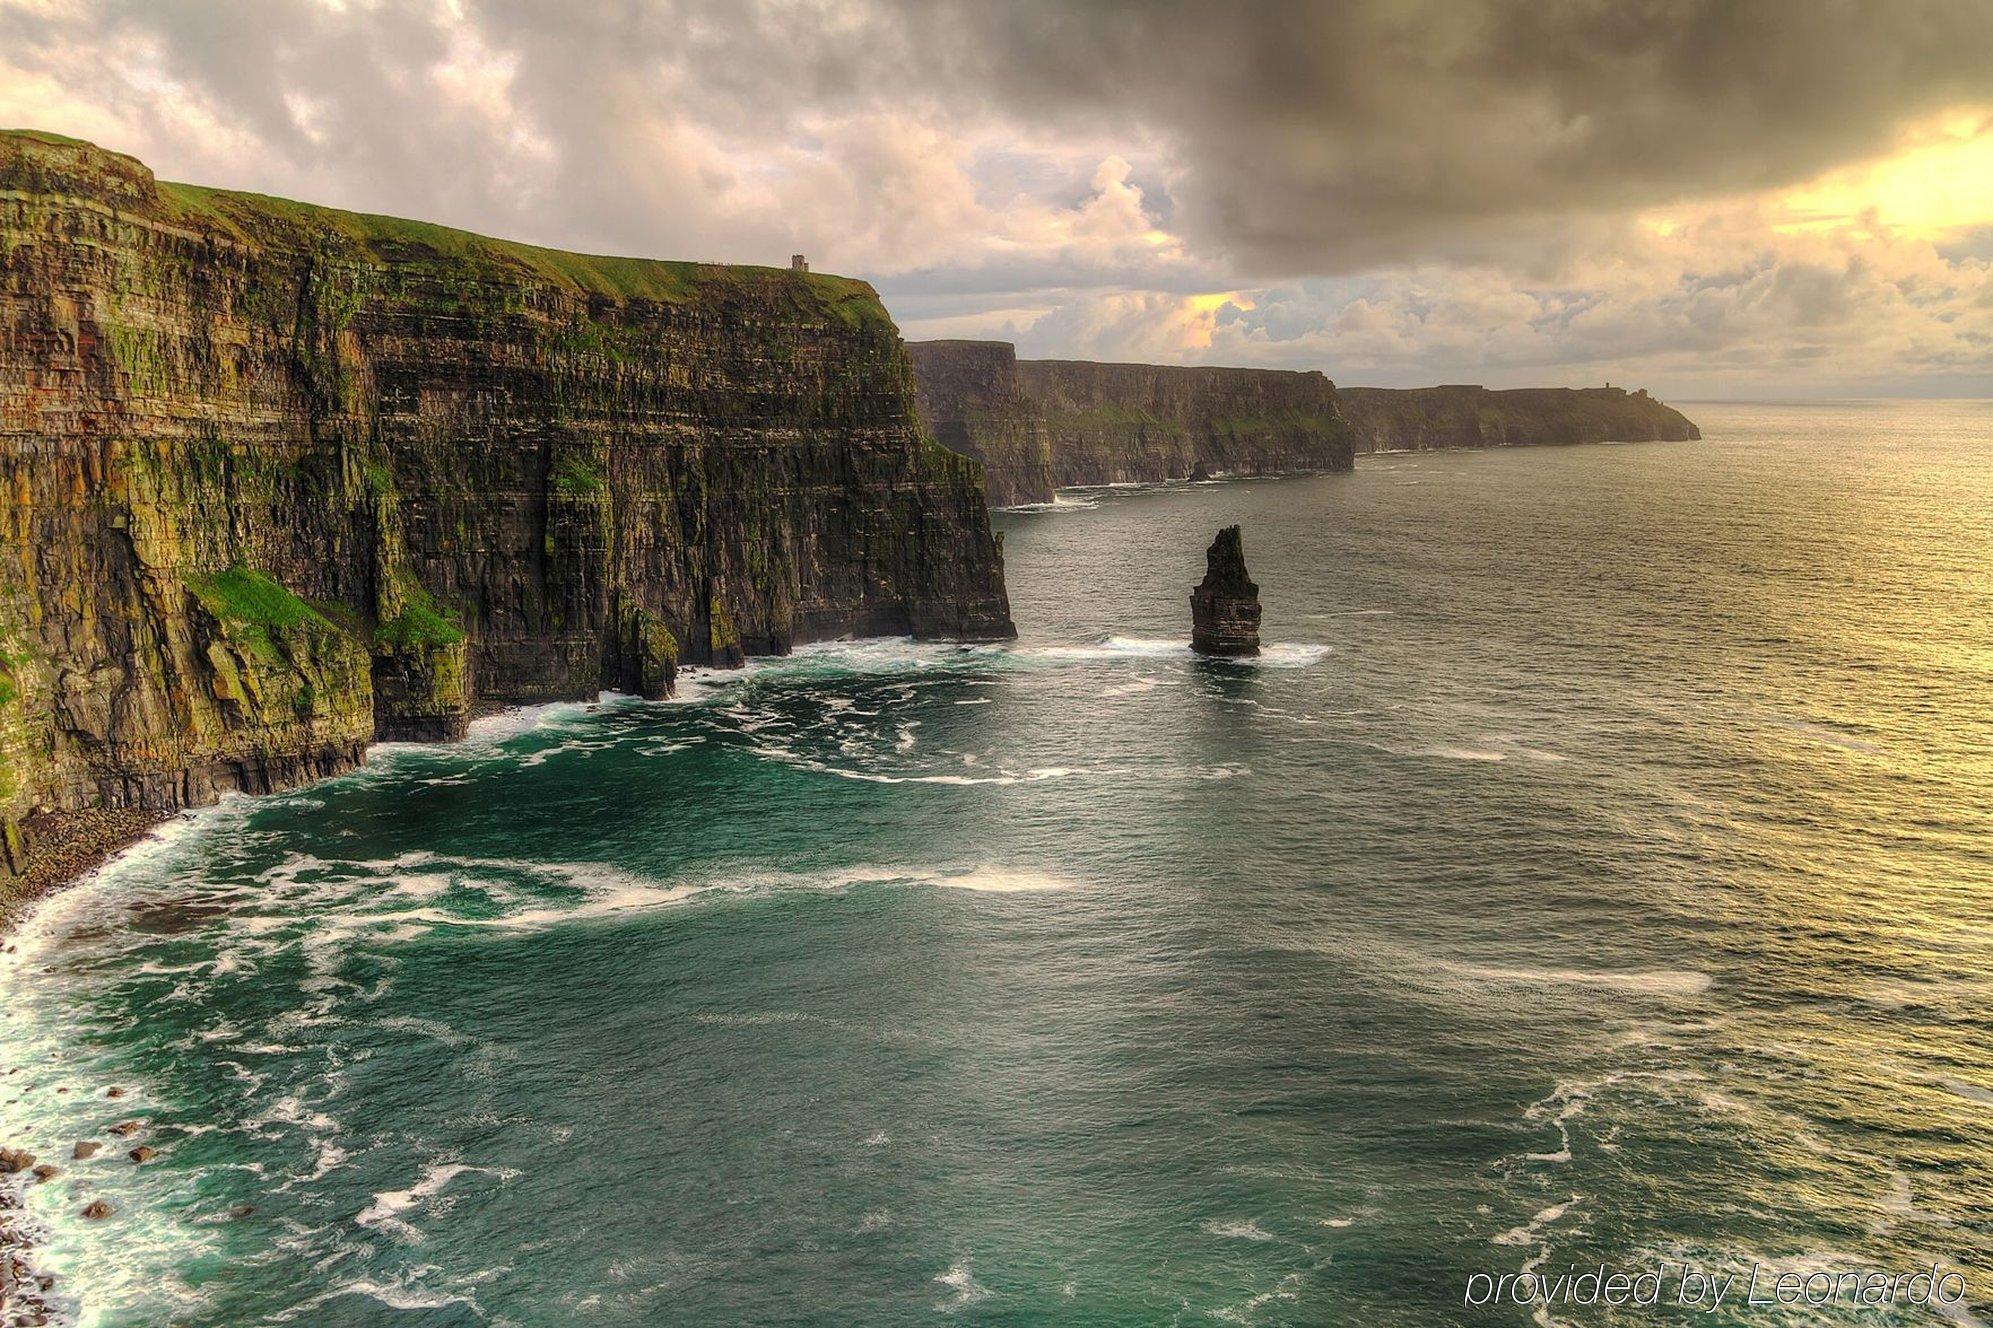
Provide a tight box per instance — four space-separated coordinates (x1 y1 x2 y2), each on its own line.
0 128 1012 899
907 340 1700 507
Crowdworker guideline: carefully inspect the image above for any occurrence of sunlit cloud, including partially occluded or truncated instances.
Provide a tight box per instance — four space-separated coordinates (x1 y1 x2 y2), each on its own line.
1 0 1989 396
1776 111 1993 238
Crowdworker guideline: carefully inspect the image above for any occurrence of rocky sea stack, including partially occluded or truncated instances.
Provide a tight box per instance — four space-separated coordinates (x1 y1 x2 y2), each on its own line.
1190 526 1262 657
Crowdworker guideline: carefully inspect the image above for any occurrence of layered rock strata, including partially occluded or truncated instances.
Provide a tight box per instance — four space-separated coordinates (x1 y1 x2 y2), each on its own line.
1019 359 1355 496
907 346 1699 507
0 129 1012 897
1190 526 1261 657
906 340 1055 508
907 341 1356 506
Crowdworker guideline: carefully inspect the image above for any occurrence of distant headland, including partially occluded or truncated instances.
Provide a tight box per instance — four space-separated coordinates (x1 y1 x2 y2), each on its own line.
908 339 1699 507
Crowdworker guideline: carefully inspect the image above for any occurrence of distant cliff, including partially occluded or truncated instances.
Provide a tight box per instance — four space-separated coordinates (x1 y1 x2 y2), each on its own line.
1337 385 1700 452
907 340 1055 508
1020 359 1356 494
907 341 1355 505
907 346 1696 507
0 130 1012 894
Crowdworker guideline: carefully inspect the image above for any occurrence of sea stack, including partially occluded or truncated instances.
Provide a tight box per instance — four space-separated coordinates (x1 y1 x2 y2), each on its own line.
1190 526 1262 657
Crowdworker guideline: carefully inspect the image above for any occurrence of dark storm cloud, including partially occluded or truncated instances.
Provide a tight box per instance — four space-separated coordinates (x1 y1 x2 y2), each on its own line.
474 0 1993 274
864 0 1993 273
4 0 1989 392
13 0 1990 276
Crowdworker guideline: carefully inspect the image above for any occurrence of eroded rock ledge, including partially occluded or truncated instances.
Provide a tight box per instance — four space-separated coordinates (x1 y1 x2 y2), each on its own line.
0 129 1013 897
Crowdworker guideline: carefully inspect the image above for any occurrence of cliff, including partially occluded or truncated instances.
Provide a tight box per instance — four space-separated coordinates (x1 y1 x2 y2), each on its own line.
0 129 1012 895
1019 359 1355 496
907 342 1356 505
907 340 1055 508
1337 385 1700 452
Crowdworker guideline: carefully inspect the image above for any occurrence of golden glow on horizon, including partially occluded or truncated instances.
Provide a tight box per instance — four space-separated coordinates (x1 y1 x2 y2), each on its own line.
1778 110 1993 237
1638 108 1993 242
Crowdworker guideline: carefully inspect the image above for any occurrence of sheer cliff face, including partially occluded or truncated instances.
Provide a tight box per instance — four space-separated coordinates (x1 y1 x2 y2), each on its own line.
1337 386 1701 452
907 340 1055 508
908 342 1702 505
1018 360 1355 497
0 130 1011 879
907 342 1355 506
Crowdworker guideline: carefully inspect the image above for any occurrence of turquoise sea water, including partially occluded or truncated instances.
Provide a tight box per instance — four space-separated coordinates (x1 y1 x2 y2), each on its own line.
1 401 1989 1326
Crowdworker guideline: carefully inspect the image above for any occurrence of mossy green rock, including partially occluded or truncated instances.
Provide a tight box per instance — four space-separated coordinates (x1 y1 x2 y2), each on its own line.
0 130 1011 885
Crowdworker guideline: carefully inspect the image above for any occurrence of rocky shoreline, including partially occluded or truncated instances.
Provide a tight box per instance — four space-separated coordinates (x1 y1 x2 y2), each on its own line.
1 1089 177 1326
0 811 169 930
0 805 225 1328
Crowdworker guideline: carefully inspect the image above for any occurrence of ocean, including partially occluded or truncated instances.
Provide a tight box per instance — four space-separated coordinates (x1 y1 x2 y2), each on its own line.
1 400 1988 1326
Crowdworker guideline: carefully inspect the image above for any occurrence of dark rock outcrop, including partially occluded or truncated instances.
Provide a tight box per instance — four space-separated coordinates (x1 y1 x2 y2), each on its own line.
907 340 1055 508
1190 527 1261 657
1337 384 1699 452
0 130 1014 897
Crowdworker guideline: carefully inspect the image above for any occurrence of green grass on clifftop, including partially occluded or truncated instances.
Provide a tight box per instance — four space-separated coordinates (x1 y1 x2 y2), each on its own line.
0 129 888 327
150 179 886 323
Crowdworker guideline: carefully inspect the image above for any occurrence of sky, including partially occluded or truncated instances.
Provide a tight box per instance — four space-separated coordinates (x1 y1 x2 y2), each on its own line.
3 0 1991 398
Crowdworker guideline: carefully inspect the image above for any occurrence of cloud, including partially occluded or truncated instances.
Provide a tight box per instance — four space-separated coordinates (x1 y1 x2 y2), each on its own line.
1 0 1990 393
1195 201 1993 392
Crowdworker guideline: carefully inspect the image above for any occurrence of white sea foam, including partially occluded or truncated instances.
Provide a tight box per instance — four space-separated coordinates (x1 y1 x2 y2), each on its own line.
271 1274 484 1320
999 492 1100 512
183 853 1079 954
1491 1196 1581 1247
1201 1218 1277 1241
1523 1081 1592 1164
1020 636 1329 669
920 868 1074 893
934 1261 992 1311
1098 673 1173 697
356 1162 516 1245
